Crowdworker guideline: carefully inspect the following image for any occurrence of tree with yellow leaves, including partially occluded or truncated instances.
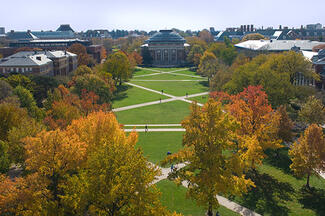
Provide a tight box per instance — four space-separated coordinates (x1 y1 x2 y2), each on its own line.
163 100 254 216
61 112 169 216
289 124 325 188
1 111 178 216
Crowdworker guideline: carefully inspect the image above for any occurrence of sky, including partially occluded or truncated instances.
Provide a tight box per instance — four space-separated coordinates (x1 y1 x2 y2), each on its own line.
1 0 324 32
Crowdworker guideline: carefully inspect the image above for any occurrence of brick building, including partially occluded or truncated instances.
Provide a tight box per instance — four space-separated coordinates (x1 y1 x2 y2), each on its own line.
0 50 77 76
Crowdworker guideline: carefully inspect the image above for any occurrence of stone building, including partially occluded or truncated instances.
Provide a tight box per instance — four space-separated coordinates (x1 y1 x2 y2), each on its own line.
142 30 188 67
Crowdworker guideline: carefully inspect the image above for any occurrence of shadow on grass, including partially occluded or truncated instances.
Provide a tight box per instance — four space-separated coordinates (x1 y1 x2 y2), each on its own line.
113 85 132 102
239 170 294 216
298 186 325 215
199 80 209 87
264 147 293 174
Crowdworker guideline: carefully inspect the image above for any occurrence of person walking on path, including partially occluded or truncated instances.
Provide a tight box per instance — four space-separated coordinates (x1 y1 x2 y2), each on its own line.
145 124 148 133
161 90 164 94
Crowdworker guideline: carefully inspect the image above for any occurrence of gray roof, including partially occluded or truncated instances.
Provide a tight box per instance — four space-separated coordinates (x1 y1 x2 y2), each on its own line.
31 31 75 39
235 40 325 52
0 53 52 67
146 30 186 44
9 50 77 59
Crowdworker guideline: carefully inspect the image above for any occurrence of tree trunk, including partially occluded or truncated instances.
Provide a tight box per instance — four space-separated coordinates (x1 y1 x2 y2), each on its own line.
207 203 213 216
306 173 310 189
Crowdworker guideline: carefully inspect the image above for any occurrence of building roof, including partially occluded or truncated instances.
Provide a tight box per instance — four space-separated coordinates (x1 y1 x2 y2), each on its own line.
0 53 52 67
31 31 75 39
56 24 75 32
301 50 318 61
5 50 76 62
6 31 36 40
145 30 186 44
235 40 325 52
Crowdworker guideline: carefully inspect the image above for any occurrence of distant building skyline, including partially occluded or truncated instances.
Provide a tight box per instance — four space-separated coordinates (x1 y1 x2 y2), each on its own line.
1 0 325 32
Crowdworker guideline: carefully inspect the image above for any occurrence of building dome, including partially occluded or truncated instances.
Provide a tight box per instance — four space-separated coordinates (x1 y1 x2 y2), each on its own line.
146 30 186 44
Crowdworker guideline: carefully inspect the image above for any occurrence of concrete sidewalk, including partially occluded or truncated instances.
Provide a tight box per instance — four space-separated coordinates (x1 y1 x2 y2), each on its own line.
113 87 208 112
153 163 261 216
124 128 186 132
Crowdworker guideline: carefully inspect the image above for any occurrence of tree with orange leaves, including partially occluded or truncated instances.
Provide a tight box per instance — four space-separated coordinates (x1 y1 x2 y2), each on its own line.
68 43 92 66
211 85 282 169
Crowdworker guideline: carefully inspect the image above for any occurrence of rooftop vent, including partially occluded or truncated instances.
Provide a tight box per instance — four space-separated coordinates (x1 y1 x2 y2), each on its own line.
36 56 41 61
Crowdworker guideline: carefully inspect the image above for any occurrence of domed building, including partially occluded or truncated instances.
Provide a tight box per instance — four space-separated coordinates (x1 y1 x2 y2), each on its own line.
142 30 189 67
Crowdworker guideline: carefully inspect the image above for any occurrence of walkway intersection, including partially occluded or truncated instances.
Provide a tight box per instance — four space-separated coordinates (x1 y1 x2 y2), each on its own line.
114 67 260 216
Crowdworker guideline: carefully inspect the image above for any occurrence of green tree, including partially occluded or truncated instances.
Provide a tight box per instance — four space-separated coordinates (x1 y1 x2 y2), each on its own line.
225 52 316 107
187 44 205 66
13 86 45 120
208 40 237 66
289 124 325 188
198 51 219 81
104 51 131 85
299 96 325 125
3 74 35 92
0 103 29 141
0 80 13 101
30 75 59 106
0 141 10 174
73 65 94 76
242 33 266 42
162 100 254 216
72 74 114 104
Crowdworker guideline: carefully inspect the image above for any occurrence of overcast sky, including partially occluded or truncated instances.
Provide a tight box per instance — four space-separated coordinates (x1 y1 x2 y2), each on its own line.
1 0 324 32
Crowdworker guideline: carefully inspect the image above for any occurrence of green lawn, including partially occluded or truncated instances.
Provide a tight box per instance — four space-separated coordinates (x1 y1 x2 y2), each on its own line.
130 81 209 96
133 68 159 76
115 100 191 124
188 95 210 104
132 73 205 81
157 180 240 216
171 69 203 77
112 85 169 108
136 132 184 164
148 67 187 72
230 148 325 216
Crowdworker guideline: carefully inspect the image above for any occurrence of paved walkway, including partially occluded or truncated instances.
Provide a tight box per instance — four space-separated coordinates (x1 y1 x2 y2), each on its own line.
153 163 261 216
131 79 205 82
134 67 205 79
112 85 207 112
124 124 181 127
124 128 186 132
118 69 259 216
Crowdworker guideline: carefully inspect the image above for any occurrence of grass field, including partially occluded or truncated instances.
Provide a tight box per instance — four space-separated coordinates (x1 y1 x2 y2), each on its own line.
115 100 191 124
157 180 240 216
133 68 159 76
230 148 325 216
136 132 184 164
112 84 169 108
172 69 203 77
147 67 187 72
130 81 209 96
132 73 206 81
189 95 210 104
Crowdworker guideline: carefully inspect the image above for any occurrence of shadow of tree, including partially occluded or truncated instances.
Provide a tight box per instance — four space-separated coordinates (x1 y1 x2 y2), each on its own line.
113 85 132 102
298 186 325 216
199 81 209 87
240 170 294 216
264 147 293 174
